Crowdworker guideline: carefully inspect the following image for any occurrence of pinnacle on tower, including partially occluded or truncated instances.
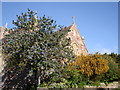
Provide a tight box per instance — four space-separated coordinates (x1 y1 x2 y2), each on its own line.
72 16 76 24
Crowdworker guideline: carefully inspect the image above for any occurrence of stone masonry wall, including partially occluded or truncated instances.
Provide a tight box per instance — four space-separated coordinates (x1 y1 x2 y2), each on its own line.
66 24 88 56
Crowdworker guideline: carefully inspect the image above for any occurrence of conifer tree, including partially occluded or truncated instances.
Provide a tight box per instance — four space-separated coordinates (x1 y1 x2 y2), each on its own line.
2 9 75 89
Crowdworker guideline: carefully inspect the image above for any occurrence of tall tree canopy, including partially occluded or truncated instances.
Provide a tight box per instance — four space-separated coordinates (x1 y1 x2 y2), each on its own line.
2 9 75 89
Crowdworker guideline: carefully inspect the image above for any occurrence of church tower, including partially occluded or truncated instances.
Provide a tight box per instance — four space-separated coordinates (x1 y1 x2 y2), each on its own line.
63 17 88 56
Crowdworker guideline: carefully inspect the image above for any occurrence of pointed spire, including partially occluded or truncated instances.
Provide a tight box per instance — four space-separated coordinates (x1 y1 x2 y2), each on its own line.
72 16 76 25
4 22 8 28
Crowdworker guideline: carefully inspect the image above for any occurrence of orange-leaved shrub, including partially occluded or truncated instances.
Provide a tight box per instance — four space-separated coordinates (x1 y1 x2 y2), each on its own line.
68 54 109 77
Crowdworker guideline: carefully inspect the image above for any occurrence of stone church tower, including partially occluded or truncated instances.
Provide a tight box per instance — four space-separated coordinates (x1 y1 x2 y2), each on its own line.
63 23 88 56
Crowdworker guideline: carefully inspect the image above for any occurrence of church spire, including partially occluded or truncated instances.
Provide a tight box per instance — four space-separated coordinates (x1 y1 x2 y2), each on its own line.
3 22 8 29
3 22 8 28
72 16 76 25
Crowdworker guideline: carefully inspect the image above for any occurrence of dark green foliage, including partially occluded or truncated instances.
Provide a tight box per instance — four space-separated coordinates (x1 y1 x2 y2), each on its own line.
104 53 120 69
62 69 87 88
2 9 75 89
108 53 120 64
100 54 120 84
39 69 88 88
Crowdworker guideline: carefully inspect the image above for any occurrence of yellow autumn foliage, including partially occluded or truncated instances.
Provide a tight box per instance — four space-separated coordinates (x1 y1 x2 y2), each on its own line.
68 54 109 77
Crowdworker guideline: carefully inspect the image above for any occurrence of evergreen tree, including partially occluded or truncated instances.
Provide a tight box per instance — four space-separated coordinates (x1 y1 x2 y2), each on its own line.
2 9 75 89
